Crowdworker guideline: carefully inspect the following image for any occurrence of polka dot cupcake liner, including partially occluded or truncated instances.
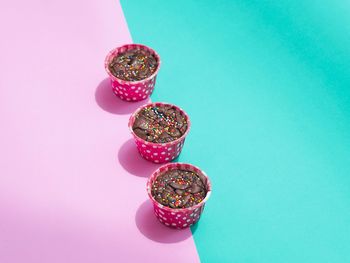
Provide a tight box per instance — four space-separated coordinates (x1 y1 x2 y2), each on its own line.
147 162 212 229
105 44 161 102
128 102 191 164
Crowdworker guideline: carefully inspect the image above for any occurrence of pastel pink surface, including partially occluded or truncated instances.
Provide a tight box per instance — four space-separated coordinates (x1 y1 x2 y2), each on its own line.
0 1 199 263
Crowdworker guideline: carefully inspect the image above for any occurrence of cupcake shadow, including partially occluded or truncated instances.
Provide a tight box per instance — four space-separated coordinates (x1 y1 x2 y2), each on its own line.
118 139 161 178
135 200 195 243
95 78 149 115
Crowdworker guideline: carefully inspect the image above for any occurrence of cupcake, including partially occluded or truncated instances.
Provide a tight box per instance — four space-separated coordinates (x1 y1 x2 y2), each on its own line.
128 102 190 163
147 163 211 229
105 44 161 102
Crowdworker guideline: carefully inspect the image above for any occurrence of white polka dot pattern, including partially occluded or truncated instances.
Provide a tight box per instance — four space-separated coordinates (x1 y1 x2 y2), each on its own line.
133 138 185 164
111 77 156 102
152 203 205 229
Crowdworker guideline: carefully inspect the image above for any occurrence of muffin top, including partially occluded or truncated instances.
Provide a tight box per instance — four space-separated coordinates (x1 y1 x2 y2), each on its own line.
108 48 158 81
132 105 188 143
151 169 207 209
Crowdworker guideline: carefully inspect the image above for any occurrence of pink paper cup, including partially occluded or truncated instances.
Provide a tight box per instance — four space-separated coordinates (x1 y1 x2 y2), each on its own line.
147 163 212 229
128 102 191 164
104 44 161 102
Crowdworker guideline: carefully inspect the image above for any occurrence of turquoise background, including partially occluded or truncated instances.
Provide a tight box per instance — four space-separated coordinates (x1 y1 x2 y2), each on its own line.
121 1 350 262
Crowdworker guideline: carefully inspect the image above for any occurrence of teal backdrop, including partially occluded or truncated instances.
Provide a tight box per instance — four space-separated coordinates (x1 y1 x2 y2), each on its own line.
121 1 350 262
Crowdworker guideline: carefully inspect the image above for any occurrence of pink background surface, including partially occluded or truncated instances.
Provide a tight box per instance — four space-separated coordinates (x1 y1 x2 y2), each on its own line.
0 0 199 262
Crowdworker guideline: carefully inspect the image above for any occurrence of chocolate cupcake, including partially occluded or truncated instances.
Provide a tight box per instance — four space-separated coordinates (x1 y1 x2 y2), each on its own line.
129 102 190 163
108 48 158 82
132 105 188 143
147 163 212 229
151 169 207 209
105 44 161 102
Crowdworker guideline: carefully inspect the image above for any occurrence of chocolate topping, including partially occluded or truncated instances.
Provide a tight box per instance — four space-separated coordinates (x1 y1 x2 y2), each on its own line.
108 48 158 81
151 169 207 209
132 105 188 143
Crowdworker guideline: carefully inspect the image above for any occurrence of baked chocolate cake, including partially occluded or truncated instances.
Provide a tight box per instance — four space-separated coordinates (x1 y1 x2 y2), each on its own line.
132 105 188 143
108 48 158 81
151 169 207 209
